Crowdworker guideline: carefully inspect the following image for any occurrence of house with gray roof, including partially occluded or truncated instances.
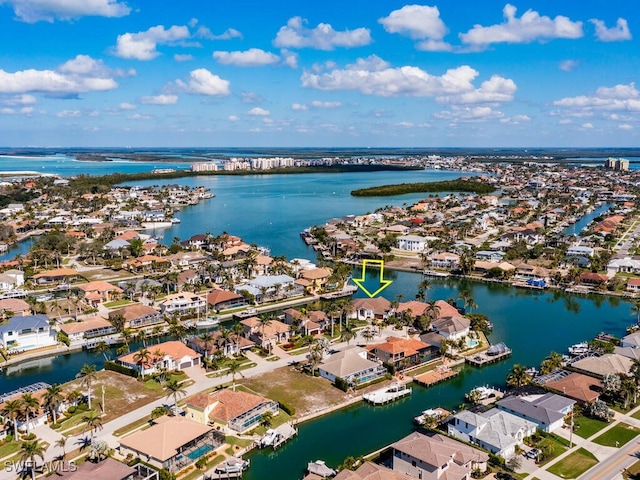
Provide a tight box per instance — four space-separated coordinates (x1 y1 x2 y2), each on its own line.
432 315 470 341
497 393 574 433
448 408 537 458
318 346 387 387
0 315 57 353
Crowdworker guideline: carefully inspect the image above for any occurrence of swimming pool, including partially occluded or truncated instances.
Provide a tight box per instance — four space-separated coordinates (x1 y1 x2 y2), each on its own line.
466 339 479 348
186 444 214 461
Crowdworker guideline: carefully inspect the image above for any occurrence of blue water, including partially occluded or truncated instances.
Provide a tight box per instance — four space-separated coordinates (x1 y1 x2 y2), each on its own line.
562 203 613 236
186 444 214 460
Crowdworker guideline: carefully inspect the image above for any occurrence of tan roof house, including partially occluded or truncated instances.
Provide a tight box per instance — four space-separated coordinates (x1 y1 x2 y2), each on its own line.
77 281 123 305
0 298 31 316
334 462 405 480
109 304 164 330
32 268 81 285
300 267 333 293
119 416 224 473
118 340 201 376
240 316 291 349
571 353 634 378
367 337 431 369
59 315 117 344
184 388 279 433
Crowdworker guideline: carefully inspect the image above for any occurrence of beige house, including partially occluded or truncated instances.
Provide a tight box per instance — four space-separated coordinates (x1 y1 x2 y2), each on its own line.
109 304 164 330
77 281 123 306
240 316 291 349
119 416 224 472
300 267 333 293
118 341 201 376
59 315 117 344
184 388 279 433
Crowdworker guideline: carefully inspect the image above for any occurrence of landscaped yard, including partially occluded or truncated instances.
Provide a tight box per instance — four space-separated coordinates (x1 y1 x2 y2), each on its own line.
572 416 609 439
623 459 640 479
592 423 640 447
547 448 598 479
531 432 570 465
241 365 351 416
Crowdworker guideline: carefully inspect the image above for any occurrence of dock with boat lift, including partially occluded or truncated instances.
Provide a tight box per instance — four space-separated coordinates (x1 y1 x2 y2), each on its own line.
465 342 512 367
413 364 460 387
259 422 298 450
363 383 411 405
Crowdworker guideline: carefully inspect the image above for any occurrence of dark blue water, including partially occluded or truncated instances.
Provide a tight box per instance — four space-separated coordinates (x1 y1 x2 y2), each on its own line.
562 203 613 236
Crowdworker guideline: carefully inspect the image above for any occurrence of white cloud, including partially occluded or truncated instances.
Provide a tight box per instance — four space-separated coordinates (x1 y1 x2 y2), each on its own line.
2 94 36 105
128 113 152 120
196 26 242 40
2 0 130 23
559 60 579 72
119 102 136 110
620 124 633 130
291 103 308 111
416 40 453 52
379 5 447 39
302 55 516 104
273 16 371 50
434 105 505 123
554 82 640 112
0 54 119 95
213 48 280 67
581 122 594 129
174 54 193 62
114 25 191 60
56 109 81 118
590 18 632 42
500 114 531 124
247 107 270 116
140 94 178 105
460 4 583 47
241 92 263 104
310 100 341 108
176 69 230 96
228 115 239 121
281 49 298 69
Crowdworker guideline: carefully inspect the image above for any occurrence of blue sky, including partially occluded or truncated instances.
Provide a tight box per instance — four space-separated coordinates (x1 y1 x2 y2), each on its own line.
0 0 638 148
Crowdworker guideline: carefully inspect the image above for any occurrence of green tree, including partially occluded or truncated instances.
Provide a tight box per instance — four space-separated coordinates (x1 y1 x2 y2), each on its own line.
506 364 532 388
18 440 46 480
42 383 65 425
164 379 187 412
133 348 152 379
20 393 40 435
227 360 244 391
1 399 22 439
77 363 98 410
82 411 104 440
55 437 67 460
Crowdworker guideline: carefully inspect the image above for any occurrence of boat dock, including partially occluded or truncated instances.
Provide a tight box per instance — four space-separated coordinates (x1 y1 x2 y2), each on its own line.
465 342 512 367
259 422 298 450
363 383 411 405
413 365 459 387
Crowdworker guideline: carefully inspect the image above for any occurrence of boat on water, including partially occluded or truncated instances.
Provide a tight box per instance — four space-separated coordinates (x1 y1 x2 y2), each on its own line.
465 385 503 403
258 422 297 449
170 217 181 224
307 460 336 478
214 456 249 474
568 342 590 355
363 383 412 405
141 221 173 229
259 429 278 448
413 407 450 426
196 316 220 328
525 367 539 377
423 269 450 277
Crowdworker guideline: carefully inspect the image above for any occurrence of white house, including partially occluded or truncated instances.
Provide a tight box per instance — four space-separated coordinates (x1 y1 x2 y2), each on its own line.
0 315 57 353
350 297 393 322
497 393 574 433
449 408 537 458
318 346 387 387
396 235 429 252
0 269 25 291
607 257 640 277
429 252 460 270
566 245 595 258
432 316 470 341
476 251 506 262
118 341 201 376
158 293 206 315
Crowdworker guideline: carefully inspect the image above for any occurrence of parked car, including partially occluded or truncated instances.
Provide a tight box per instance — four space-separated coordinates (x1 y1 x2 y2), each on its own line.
526 448 541 459
496 473 516 480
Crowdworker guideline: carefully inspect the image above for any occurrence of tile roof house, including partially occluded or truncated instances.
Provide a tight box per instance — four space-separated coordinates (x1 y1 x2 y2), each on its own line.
187 331 254 357
184 388 279 433
448 408 537 458
318 346 387 387
109 304 164 330
390 431 489 480
207 289 247 312
59 315 117 345
432 316 470 341
32 268 81 285
240 316 291 349
544 372 602 405
0 298 31 316
119 416 224 473
333 462 405 480
571 353 634 378
350 297 393 321
118 341 201 376
52 458 158 480
497 393 574 433
77 281 123 305
158 292 206 315
367 337 431 369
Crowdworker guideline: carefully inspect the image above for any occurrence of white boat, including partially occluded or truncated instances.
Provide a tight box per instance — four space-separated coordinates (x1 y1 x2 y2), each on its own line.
414 407 450 426
423 269 450 277
260 429 279 448
141 221 173 229
465 385 502 402
214 456 249 474
196 316 220 328
363 383 411 405
525 367 539 377
568 342 590 355
307 460 336 478
170 217 181 224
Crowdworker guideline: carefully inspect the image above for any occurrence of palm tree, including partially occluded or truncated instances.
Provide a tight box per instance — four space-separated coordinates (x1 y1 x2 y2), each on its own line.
55 437 67 460
631 300 640 325
257 316 273 353
94 341 111 361
18 440 45 480
416 278 431 302
340 323 356 345
164 379 187 412
82 411 103 440
42 383 64 425
540 351 564 375
133 348 152 379
77 364 98 410
226 360 244 391
232 322 245 352
1 399 22 439
506 364 532 388
151 405 171 420
459 290 478 314
362 330 375 343
20 393 40 435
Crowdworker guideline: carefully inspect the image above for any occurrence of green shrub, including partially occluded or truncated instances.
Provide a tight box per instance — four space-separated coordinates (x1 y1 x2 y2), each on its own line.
279 401 296 416
334 377 349 392
105 360 139 378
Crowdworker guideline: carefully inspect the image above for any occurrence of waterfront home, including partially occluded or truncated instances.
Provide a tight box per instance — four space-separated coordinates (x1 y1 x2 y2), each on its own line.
52 457 159 480
429 252 460 270
0 388 66 430
514 263 550 282
333 462 405 480
167 251 209 269
184 388 279 433
32 267 81 285
627 278 640 293
318 346 387 387
0 298 31 316
300 267 333 293
119 416 224 473
566 245 595 257
158 292 206 316
0 269 24 291
109 304 164 330
389 431 488 480
396 300 430 319
0 315 57 352
187 332 254 357
432 316 470 341
207 288 247 312
620 331 640 349
239 274 300 302
282 308 325 336
350 297 393 322
476 250 506 262
497 393 574 433
607 257 640 277
240 316 291 349
473 260 515 276
448 408 537 458
103 238 130 252
59 315 117 345
367 337 432 370
122 340 200 374
397 235 429 253
123 255 171 273
580 272 609 286
571 353 634 378
77 281 123 305
542 371 602 405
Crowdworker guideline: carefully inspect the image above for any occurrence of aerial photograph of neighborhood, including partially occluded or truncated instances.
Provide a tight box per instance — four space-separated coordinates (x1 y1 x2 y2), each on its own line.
1 1 640 480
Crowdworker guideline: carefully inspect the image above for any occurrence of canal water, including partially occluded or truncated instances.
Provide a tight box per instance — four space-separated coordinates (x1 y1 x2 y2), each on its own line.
562 202 613 237
243 271 632 480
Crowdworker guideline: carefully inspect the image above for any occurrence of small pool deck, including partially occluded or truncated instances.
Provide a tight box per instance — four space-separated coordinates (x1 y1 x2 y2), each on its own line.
413 365 460 387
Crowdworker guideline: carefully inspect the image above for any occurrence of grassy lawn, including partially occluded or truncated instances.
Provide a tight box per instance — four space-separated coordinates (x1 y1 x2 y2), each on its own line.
592 423 640 447
113 415 154 437
242 365 351 417
547 448 598 479
623 460 640 479
406 359 444 377
533 433 570 465
0 441 21 460
179 453 225 480
248 410 293 436
631 409 640 421
573 416 609 439
103 299 135 308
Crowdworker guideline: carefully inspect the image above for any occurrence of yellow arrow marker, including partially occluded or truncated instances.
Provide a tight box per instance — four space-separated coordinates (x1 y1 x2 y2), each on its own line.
352 259 393 298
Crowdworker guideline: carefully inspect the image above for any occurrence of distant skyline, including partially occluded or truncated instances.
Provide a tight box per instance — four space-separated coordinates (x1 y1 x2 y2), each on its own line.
0 1 637 147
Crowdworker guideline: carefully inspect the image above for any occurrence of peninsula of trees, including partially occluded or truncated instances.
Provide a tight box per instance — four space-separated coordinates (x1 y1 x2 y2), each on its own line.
350 179 496 197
